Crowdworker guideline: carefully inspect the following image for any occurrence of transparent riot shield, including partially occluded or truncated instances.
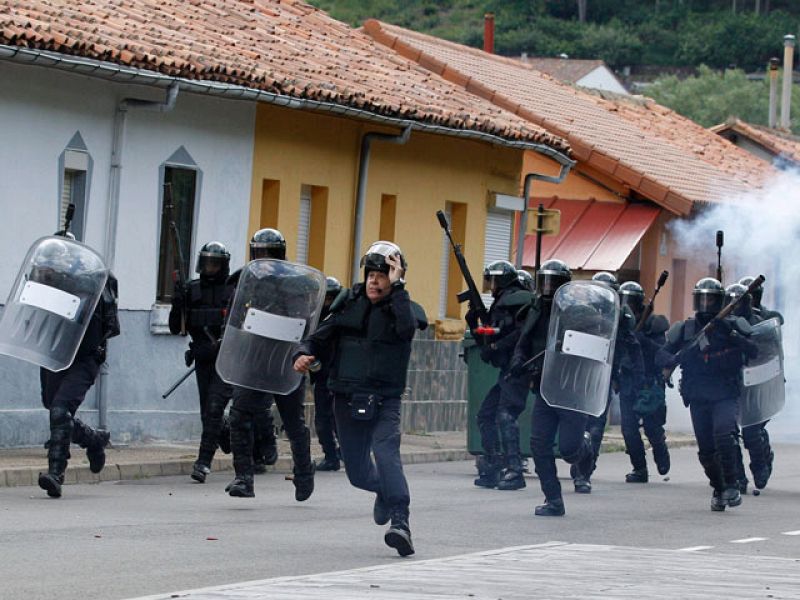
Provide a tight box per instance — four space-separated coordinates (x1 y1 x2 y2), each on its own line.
0 236 109 371
216 259 326 394
540 281 619 417
740 317 784 427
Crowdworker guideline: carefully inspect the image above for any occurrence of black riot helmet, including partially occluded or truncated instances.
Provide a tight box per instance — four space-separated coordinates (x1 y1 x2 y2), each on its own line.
360 241 406 278
724 283 751 317
536 259 571 298
196 241 230 280
250 228 286 260
619 281 645 315
517 269 535 292
592 271 619 291
738 276 763 308
693 277 724 315
324 276 342 305
482 260 518 295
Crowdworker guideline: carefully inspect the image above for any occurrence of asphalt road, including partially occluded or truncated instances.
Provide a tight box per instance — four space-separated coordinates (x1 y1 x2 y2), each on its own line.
2 444 799 600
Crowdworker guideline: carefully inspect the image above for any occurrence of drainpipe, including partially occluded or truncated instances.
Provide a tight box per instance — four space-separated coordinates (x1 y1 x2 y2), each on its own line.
351 125 412 285
484 13 495 54
768 57 780 128
780 35 795 130
515 162 575 270
96 82 179 430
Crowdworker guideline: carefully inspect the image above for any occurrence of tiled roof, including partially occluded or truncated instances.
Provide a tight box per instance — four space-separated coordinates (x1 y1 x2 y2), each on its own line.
517 56 605 84
364 20 775 215
0 0 569 153
710 118 800 165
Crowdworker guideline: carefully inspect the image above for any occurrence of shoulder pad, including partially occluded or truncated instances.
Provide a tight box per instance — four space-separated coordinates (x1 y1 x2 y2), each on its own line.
226 269 242 288
666 321 684 345
328 287 350 314
411 301 429 331
496 289 533 309
647 314 670 335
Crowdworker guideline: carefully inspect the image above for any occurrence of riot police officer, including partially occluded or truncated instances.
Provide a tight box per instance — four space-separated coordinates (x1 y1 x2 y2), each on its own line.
293 241 427 557
510 259 594 516
517 269 535 292
169 241 234 483
469 260 534 491
726 282 779 492
225 229 315 501
617 281 670 483
572 272 643 493
313 276 348 471
38 234 119 498
657 278 757 511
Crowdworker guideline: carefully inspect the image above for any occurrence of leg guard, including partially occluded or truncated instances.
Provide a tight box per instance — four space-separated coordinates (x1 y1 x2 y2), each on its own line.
743 425 773 490
290 427 315 501
72 417 110 474
230 406 255 478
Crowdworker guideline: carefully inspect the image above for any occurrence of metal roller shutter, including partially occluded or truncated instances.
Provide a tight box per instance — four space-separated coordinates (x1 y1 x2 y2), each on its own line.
481 209 513 307
297 185 312 264
438 206 452 319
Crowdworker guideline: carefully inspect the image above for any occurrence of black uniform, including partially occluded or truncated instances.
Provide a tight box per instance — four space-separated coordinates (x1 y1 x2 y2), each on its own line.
38 275 119 498
469 283 533 489
657 314 757 510
169 272 233 480
620 313 670 481
223 267 315 499
295 280 427 552
511 294 594 516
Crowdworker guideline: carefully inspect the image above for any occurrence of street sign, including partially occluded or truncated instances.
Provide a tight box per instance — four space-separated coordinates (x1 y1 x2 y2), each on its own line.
526 208 561 236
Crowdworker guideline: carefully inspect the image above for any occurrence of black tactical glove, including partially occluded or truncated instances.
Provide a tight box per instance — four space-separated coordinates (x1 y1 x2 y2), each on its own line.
184 348 194 368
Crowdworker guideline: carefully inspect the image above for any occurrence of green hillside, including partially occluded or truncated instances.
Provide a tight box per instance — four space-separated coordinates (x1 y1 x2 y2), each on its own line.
309 0 800 71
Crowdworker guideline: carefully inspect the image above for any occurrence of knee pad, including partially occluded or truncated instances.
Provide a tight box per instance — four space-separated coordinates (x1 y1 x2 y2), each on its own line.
562 432 590 464
50 405 72 428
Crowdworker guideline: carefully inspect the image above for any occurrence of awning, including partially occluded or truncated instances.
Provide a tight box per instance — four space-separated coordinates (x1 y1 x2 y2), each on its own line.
521 199 661 271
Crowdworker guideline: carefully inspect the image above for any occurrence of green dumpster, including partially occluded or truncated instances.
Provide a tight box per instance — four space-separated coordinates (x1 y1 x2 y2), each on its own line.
464 331 535 457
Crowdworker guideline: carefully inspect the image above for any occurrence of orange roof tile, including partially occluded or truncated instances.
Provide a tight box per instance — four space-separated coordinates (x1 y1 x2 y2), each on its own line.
0 0 569 153
711 118 800 165
364 20 776 215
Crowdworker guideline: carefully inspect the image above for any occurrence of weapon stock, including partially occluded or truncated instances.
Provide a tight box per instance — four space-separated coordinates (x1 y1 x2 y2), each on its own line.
436 210 489 326
662 274 765 380
62 203 75 237
164 183 188 335
635 270 669 332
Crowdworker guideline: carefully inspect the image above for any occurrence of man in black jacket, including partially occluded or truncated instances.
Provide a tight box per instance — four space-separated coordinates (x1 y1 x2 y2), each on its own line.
169 242 234 483
294 241 427 557
657 277 757 511
617 281 670 484
468 260 533 491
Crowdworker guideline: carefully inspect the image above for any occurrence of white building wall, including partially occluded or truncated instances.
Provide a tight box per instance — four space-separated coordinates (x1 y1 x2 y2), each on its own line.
0 60 255 310
577 67 629 95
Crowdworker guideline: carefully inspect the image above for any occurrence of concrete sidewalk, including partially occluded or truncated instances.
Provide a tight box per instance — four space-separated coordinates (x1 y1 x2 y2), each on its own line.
0 427 696 488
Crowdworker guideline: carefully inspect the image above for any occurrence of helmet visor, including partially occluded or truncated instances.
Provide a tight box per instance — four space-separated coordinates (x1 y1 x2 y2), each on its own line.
537 272 568 297
694 291 723 314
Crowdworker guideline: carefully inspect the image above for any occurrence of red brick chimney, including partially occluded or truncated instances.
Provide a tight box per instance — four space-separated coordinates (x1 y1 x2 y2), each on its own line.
484 13 494 54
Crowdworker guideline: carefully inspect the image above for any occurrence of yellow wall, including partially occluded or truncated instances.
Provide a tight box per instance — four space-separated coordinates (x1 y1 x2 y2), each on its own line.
249 103 551 317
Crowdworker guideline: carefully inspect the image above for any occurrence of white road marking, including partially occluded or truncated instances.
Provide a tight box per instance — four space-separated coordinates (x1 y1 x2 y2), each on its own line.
677 546 714 552
782 530 800 536
730 537 768 544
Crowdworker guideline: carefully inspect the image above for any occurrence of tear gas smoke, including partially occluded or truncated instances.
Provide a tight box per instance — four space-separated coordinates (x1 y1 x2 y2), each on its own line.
668 170 800 442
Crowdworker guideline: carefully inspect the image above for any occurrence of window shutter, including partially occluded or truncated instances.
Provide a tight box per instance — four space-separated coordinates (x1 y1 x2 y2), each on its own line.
438 206 452 319
297 185 312 264
481 209 513 308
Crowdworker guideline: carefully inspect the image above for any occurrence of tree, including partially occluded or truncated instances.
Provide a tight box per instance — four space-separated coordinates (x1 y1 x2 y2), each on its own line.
644 64 799 132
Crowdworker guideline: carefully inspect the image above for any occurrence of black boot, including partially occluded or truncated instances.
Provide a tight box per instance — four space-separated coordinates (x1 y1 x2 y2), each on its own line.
717 435 744 508
41 409 71 497
316 455 341 471
227 474 255 498
710 489 726 512
384 508 414 557
474 454 502 488
263 443 278 466
290 428 315 501
38 453 66 498
699 452 728 511
191 462 211 483
625 468 649 483
374 494 390 526
496 455 526 491
72 418 111 474
744 427 773 490
534 497 565 517
571 433 594 494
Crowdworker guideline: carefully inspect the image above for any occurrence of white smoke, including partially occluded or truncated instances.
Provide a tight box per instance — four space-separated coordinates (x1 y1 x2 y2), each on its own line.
668 169 800 443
